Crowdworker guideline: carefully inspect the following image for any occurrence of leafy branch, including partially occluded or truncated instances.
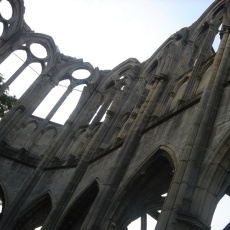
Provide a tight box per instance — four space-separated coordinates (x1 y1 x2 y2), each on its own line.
0 74 17 118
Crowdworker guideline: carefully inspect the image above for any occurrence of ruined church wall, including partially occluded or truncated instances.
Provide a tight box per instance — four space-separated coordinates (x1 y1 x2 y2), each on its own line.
205 84 230 160
119 103 198 188
68 102 199 198
18 167 76 211
0 155 35 208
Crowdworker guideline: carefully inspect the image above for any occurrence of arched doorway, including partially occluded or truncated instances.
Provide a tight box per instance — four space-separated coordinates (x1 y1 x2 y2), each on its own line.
13 193 52 230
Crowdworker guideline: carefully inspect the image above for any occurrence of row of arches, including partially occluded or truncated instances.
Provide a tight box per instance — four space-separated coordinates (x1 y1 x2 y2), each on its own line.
11 120 58 155
4 57 142 156
0 0 223 163
0 182 98 230
0 41 215 128
0 149 171 229
1 145 229 230
5 50 216 159
0 47 92 124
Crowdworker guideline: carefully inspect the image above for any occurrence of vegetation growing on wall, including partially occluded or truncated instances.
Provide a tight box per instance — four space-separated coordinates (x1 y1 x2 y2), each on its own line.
0 74 17 118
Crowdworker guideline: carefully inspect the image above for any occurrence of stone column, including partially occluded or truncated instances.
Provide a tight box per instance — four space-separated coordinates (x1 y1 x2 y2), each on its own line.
182 21 218 102
78 76 166 230
155 14 230 230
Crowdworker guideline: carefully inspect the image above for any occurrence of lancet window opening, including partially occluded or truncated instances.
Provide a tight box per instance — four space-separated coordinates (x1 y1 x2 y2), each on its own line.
89 100 113 125
128 214 157 230
57 181 99 230
33 68 90 125
0 41 49 97
211 193 230 229
0 185 5 219
12 193 52 230
0 50 41 98
212 23 222 52
89 104 103 125
89 79 121 125
34 226 42 230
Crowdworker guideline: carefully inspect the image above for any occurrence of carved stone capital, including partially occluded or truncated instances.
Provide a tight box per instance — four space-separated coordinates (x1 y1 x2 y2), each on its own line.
130 111 138 119
65 119 73 127
170 91 176 97
154 74 168 82
177 212 210 230
145 84 152 91
220 25 230 39
48 79 57 87
223 25 230 31
196 75 202 81
95 91 103 101
204 20 215 31
106 110 115 119
16 105 25 113
67 85 74 92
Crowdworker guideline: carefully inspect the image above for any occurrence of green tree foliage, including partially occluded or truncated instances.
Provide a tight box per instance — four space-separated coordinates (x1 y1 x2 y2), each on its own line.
0 74 17 118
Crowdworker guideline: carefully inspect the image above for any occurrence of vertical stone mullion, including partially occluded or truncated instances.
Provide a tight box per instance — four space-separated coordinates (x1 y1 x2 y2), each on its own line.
24 86 73 150
182 25 217 101
0 61 29 95
141 214 147 230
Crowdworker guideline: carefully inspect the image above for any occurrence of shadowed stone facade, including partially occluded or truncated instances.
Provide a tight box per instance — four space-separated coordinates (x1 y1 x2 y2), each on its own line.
0 0 230 229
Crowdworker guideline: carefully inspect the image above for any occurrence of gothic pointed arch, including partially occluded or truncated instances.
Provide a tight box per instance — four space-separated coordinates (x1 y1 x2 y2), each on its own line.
105 147 175 230
188 129 230 226
12 192 52 230
11 120 38 149
188 0 224 38
97 58 141 92
199 127 230 192
0 32 59 72
211 185 230 229
57 181 99 230
31 126 58 155
0 181 8 222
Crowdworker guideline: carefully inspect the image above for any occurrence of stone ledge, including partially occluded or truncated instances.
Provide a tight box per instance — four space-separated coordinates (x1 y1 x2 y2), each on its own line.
0 141 41 167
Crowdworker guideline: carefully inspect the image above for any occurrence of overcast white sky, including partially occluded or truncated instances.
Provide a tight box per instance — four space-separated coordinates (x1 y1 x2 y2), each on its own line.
23 0 218 70
1 0 230 229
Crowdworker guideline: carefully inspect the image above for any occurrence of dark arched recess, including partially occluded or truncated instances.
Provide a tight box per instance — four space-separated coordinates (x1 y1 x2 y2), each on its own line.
57 181 99 230
109 151 174 229
12 193 52 230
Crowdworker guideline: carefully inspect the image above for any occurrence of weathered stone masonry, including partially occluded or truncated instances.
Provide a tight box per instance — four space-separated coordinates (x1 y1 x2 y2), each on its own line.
0 0 230 229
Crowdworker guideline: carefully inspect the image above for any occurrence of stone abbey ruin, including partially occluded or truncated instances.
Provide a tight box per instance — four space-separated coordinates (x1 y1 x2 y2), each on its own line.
1 0 230 229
